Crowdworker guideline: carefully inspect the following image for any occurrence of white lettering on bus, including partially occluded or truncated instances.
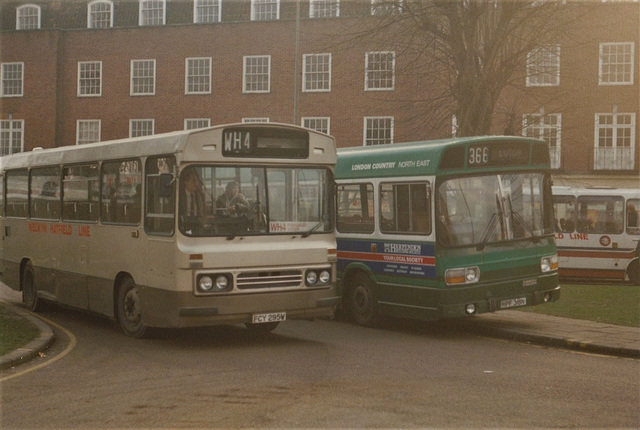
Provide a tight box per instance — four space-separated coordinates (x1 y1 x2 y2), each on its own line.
224 131 251 152
383 243 422 255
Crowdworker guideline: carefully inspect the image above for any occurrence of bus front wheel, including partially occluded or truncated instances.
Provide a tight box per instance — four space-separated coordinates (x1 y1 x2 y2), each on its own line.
22 261 44 312
348 273 379 326
116 277 148 338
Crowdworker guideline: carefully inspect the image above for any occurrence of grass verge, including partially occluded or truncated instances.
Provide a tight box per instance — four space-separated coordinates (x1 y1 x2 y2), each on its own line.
521 282 640 327
0 306 40 356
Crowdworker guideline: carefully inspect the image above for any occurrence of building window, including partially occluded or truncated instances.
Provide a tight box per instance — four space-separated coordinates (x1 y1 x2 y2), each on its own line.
1 63 24 97
131 59 156 96
16 4 41 30
139 0 166 26
194 0 221 23
523 112 562 169
365 52 395 91
364 116 394 146
88 0 114 29
76 120 101 145
185 58 212 95
242 118 269 123
78 61 102 97
526 45 560 87
599 42 635 85
185 118 211 130
371 0 402 15
302 117 330 134
594 112 636 170
130 119 155 137
243 56 271 93
310 0 339 18
251 0 279 21
0 120 24 155
303 54 331 92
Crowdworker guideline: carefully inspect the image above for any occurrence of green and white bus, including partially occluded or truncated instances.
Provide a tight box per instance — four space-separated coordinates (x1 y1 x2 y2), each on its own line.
0 123 338 337
335 136 559 325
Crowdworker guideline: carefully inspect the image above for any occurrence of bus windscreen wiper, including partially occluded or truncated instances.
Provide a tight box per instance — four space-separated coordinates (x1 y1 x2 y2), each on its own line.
477 194 502 251
507 195 540 243
301 217 327 238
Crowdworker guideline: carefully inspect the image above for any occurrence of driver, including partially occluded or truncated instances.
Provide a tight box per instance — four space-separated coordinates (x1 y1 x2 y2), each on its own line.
216 181 248 216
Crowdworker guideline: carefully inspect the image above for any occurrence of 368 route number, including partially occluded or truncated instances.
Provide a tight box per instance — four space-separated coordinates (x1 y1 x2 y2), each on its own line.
469 146 489 165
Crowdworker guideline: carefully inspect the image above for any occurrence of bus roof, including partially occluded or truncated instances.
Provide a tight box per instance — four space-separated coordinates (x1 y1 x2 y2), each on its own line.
0 123 335 171
335 136 549 179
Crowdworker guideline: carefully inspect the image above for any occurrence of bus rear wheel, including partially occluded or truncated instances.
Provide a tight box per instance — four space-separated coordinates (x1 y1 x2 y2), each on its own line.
22 261 44 312
348 273 379 326
628 260 640 286
116 277 148 338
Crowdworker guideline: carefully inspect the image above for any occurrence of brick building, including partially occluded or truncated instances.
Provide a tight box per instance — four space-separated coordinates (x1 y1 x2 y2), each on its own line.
0 0 638 186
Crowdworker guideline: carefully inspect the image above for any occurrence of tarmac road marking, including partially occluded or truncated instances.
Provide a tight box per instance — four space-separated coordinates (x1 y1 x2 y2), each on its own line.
0 311 77 383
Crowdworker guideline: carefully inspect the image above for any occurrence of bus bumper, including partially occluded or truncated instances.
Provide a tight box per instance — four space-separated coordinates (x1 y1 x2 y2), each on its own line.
439 274 560 319
139 285 340 328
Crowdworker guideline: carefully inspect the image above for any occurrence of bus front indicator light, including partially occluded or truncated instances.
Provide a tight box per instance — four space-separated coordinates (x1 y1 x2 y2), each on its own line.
445 267 480 286
540 255 558 273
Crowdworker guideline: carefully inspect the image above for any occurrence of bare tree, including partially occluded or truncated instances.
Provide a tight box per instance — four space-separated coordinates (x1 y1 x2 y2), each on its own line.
361 0 579 137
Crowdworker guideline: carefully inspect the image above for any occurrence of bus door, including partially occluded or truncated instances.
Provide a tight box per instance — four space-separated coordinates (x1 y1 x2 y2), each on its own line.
144 156 177 287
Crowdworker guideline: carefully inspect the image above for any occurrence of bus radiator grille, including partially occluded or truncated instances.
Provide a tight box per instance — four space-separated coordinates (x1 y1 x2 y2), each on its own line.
236 270 303 289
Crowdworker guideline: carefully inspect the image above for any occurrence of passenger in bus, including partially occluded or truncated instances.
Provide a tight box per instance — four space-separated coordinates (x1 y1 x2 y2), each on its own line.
216 181 248 216
628 203 638 228
179 168 208 235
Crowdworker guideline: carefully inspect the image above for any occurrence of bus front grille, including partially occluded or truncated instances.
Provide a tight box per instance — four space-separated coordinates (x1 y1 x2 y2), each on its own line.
236 270 303 289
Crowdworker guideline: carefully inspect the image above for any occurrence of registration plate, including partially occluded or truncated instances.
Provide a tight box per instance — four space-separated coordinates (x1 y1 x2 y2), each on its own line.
252 312 286 324
500 297 527 309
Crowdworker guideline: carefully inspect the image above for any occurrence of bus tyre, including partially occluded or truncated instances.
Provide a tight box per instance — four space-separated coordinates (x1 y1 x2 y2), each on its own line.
116 277 148 338
628 260 640 286
348 274 379 327
245 321 280 334
22 262 44 312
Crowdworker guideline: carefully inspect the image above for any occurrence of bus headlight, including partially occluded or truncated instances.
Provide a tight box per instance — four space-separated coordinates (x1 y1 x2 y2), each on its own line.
198 276 214 291
445 267 480 286
540 255 558 273
305 268 332 287
197 273 232 293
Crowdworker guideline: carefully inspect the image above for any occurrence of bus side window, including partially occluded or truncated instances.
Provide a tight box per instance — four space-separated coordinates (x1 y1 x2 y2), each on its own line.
627 198 639 235
102 159 142 225
145 155 176 236
337 183 374 234
30 167 60 220
62 164 99 222
577 196 624 235
380 182 431 235
553 195 576 233
5 169 28 218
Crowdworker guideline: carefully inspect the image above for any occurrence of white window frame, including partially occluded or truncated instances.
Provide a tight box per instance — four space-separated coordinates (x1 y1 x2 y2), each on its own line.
77 61 102 97
243 55 271 94
88 0 114 29
1 62 24 97
194 0 222 23
365 51 396 91
251 0 280 21
599 42 635 86
76 120 101 145
363 116 394 146
522 111 562 169
302 117 330 135
184 118 211 130
16 4 41 30
526 44 561 87
302 53 332 92
130 59 156 96
371 0 403 15
0 120 25 155
139 0 166 26
185 57 212 95
310 0 340 18
594 112 636 170
130 119 155 137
